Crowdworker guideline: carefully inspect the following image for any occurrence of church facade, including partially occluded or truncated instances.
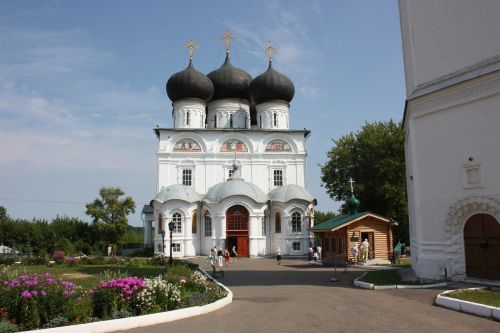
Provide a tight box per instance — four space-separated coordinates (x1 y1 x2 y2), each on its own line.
399 0 500 281
143 38 315 258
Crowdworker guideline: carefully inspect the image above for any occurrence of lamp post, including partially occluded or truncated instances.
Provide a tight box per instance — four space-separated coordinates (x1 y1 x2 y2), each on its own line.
168 220 174 265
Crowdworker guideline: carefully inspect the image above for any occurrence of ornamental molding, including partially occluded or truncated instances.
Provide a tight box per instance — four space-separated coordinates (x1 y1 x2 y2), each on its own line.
409 73 500 119
444 195 500 278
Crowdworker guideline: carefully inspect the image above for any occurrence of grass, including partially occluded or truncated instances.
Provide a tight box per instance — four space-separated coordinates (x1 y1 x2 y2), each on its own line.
359 269 403 285
375 257 412 268
9 265 168 289
445 289 500 307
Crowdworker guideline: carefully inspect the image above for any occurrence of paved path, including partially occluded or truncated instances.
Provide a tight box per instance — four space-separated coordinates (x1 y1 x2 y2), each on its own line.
123 258 498 333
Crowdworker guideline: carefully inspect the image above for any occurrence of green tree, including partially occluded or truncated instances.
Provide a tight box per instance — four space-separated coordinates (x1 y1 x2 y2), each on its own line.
314 210 337 226
320 120 408 242
85 187 136 244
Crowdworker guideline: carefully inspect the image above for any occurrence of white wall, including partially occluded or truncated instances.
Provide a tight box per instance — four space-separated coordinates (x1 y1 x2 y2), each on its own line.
399 0 500 96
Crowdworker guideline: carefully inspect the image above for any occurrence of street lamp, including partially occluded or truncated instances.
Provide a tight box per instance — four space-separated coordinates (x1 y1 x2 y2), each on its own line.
168 220 175 265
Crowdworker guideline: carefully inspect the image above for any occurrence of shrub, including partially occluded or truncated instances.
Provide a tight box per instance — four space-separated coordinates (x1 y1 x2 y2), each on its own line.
62 257 80 267
90 277 145 319
80 256 106 265
21 256 47 266
0 320 19 333
0 273 88 330
150 253 169 266
52 251 65 263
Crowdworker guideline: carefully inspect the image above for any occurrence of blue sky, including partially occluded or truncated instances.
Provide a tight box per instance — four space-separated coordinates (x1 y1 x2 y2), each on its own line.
0 0 405 226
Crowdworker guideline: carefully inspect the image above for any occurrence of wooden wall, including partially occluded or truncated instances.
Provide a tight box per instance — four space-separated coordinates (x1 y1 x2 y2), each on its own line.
347 216 392 261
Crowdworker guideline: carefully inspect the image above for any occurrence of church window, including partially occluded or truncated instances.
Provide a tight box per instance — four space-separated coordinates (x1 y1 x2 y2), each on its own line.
172 213 182 234
273 170 283 186
214 115 217 128
228 169 234 179
292 241 301 251
192 211 197 234
259 115 262 128
158 213 164 234
182 169 192 186
172 243 181 253
261 216 266 236
186 111 190 126
273 113 277 127
292 212 301 233
230 114 233 128
275 212 281 233
204 212 212 237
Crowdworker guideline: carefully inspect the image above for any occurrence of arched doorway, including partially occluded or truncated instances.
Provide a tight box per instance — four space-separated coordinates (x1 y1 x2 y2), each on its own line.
464 213 500 280
226 205 249 257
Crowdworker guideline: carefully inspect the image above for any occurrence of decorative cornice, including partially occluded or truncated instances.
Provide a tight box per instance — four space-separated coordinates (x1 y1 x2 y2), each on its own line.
408 71 500 119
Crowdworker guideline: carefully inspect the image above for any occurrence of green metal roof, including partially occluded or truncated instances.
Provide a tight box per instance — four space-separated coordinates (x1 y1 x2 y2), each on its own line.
310 211 388 232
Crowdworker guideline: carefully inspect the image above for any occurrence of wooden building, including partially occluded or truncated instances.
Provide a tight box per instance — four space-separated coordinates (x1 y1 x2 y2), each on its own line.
310 195 393 263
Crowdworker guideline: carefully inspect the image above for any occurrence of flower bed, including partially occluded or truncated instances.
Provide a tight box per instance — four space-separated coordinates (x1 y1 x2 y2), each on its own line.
0 262 227 332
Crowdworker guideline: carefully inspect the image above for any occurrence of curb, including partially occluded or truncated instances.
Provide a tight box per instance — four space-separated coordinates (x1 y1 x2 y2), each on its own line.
19 269 233 333
435 288 500 320
353 273 447 290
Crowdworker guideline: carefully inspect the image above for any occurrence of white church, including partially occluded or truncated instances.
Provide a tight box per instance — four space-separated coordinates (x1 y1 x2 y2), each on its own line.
142 36 315 258
400 0 500 281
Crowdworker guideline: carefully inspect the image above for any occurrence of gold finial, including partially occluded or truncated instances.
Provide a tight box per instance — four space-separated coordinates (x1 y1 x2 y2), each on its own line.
185 39 198 60
221 30 235 53
265 41 277 62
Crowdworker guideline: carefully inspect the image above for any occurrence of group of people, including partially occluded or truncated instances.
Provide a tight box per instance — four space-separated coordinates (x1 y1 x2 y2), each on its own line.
307 244 322 262
351 238 370 263
209 245 238 268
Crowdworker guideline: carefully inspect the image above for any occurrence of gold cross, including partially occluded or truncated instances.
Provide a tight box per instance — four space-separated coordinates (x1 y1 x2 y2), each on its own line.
265 41 277 62
348 178 355 194
185 39 198 60
221 30 235 52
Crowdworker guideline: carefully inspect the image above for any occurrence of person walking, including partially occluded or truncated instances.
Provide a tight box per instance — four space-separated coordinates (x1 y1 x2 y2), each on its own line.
351 242 359 264
224 248 230 267
308 244 313 262
317 245 322 262
276 247 282 265
231 245 238 263
217 248 224 267
361 238 369 261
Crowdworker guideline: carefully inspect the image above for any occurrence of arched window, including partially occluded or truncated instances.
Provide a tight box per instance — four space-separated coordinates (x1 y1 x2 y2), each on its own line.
186 111 190 126
273 113 277 127
214 115 217 128
172 213 182 234
275 212 281 233
204 211 212 237
291 212 301 233
259 115 262 128
158 213 164 234
192 211 197 234
230 114 233 128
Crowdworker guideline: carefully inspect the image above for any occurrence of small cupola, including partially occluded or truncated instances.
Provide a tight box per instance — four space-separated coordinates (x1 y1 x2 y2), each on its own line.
346 178 360 215
166 40 213 129
249 41 294 130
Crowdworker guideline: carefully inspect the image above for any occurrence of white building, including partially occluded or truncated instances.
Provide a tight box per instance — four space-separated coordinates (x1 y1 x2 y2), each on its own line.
142 41 315 258
399 0 500 281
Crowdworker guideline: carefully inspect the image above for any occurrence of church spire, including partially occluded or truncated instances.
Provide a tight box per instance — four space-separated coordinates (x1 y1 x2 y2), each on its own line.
185 39 198 61
346 178 360 215
220 29 235 54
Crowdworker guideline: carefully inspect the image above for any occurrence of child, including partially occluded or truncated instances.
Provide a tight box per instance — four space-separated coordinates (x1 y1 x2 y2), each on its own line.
224 249 230 267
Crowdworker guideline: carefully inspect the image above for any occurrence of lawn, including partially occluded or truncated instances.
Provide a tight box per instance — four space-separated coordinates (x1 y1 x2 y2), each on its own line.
7 264 168 289
359 269 403 285
445 289 500 307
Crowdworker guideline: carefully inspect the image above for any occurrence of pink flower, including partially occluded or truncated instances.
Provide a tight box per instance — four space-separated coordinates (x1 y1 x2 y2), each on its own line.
21 290 32 299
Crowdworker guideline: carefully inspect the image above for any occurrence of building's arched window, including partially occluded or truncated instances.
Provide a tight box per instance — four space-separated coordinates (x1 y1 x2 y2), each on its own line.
172 213 182 234
186 111 190 126
230 114 233 128
259 115 262 128
192 211 197 234
273 113 277 127
204 211 212 237
291 212 301 233
158 213 164 234
275 212 281 233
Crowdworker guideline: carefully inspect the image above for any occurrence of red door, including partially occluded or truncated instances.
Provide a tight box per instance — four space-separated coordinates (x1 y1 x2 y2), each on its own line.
226 205 249 257
464 214 500 280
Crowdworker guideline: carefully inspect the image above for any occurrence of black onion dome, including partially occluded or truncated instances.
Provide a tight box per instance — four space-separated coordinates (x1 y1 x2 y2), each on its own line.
207 53 252 101
249 61 295 105
166 59 214 102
